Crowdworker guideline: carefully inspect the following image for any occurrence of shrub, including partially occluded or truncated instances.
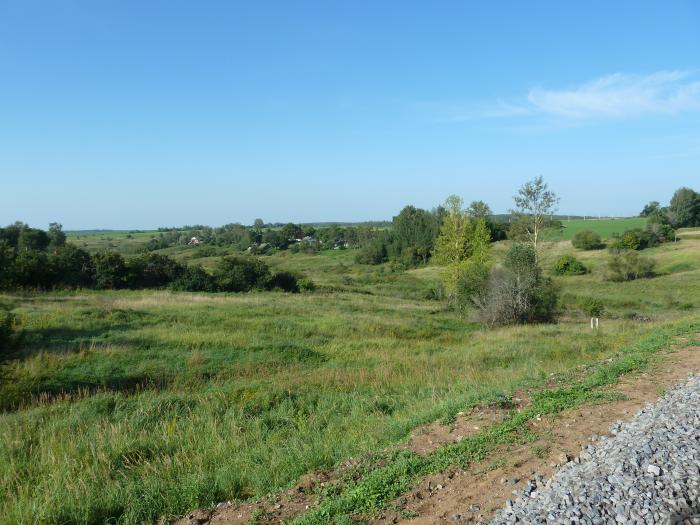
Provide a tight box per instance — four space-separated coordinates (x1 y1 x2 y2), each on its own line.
475 244 559 326
645 217 675 244
553 254 588 276
170 265 218 292
92 251 128 289
453 260 490 313
214 256 270 292
572 230 604 250
606 251 656 281
399 246 424 268
126 253 186 288
609 226 671 252
617 230 642 250
12 250 52 289
298 277 316 292
266 271 300 293
49 245 95 288
579 297 605 318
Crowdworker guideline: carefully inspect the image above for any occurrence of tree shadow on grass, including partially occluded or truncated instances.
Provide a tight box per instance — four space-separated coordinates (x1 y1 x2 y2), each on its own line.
0 320 180 412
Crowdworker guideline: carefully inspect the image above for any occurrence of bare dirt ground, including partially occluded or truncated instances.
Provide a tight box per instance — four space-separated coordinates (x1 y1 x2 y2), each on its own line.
377 340 700 525
174 339 700 525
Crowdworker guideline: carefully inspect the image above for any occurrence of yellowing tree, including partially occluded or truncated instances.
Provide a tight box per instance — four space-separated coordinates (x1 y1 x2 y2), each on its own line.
433 195 492 309
434 195 471 265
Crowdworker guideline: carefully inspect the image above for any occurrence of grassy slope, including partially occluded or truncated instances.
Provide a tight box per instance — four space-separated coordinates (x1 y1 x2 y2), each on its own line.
1 239 699 524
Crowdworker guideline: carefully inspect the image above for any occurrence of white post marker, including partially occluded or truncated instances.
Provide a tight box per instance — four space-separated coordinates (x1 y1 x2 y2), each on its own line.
590 317 599 330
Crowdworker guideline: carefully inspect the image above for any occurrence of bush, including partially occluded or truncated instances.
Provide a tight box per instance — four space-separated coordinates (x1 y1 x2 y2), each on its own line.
297 277 316 292
609 226 672 252
553 254 588 276
126 253 186 288
214 256 270 292
579 297 605 318
11 250 52 289
92 251 128 289
475 244 559 326
170 265 218 292
572 230 604 250
606 251 656 281
453 260 490 313
266 271 300 293
49 245 95 288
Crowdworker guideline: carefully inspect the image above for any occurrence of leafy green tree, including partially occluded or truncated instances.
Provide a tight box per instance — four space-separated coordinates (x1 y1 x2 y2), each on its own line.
433 196 471 265
0 223 24 249
640 201 661 217
47 223 67 249
281 223 302 241
470 218 491 265
466 200 492 220
17 226 49 252
391 205 438 264
510 176 559 256
434 196 492 308
668 187 700 227
262 229 288 249
355 238 388 265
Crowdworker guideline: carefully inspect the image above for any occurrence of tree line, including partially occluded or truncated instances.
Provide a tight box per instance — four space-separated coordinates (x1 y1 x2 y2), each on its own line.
640 186 700 228
0 223 311 293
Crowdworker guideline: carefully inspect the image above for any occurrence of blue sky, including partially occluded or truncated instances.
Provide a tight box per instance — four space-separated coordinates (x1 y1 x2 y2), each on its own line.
1 1 699 229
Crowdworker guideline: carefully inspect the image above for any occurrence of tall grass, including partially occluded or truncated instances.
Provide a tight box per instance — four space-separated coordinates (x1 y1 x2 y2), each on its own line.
1 239 699 524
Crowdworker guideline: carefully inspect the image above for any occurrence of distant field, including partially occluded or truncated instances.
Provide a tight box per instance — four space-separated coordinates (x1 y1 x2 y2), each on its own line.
68 230 159 254
544 217 647 241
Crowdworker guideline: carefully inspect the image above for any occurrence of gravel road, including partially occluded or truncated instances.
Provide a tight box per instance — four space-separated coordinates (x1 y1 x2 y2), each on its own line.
489 374 700 525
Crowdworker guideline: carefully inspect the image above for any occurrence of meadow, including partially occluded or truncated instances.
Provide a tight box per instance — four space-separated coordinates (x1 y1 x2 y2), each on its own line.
68 230 158 254
1 234 699 524
543 217 647 240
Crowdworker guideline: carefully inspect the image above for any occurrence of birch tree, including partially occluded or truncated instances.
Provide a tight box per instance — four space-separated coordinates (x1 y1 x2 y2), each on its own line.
510 176 559 257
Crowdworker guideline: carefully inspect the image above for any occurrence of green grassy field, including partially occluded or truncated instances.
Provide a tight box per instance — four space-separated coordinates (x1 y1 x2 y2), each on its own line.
543 217 647 240
68 230 160 254
1 237 699 524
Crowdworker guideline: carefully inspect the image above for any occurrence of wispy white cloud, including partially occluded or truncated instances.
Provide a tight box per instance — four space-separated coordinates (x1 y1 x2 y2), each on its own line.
528 70 700 119
451 70 700 122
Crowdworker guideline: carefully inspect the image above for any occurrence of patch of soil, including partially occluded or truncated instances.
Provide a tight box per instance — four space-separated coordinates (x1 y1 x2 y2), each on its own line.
397 398 523 457
173 340 699 525
374 342 700 525
171 467 340 525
